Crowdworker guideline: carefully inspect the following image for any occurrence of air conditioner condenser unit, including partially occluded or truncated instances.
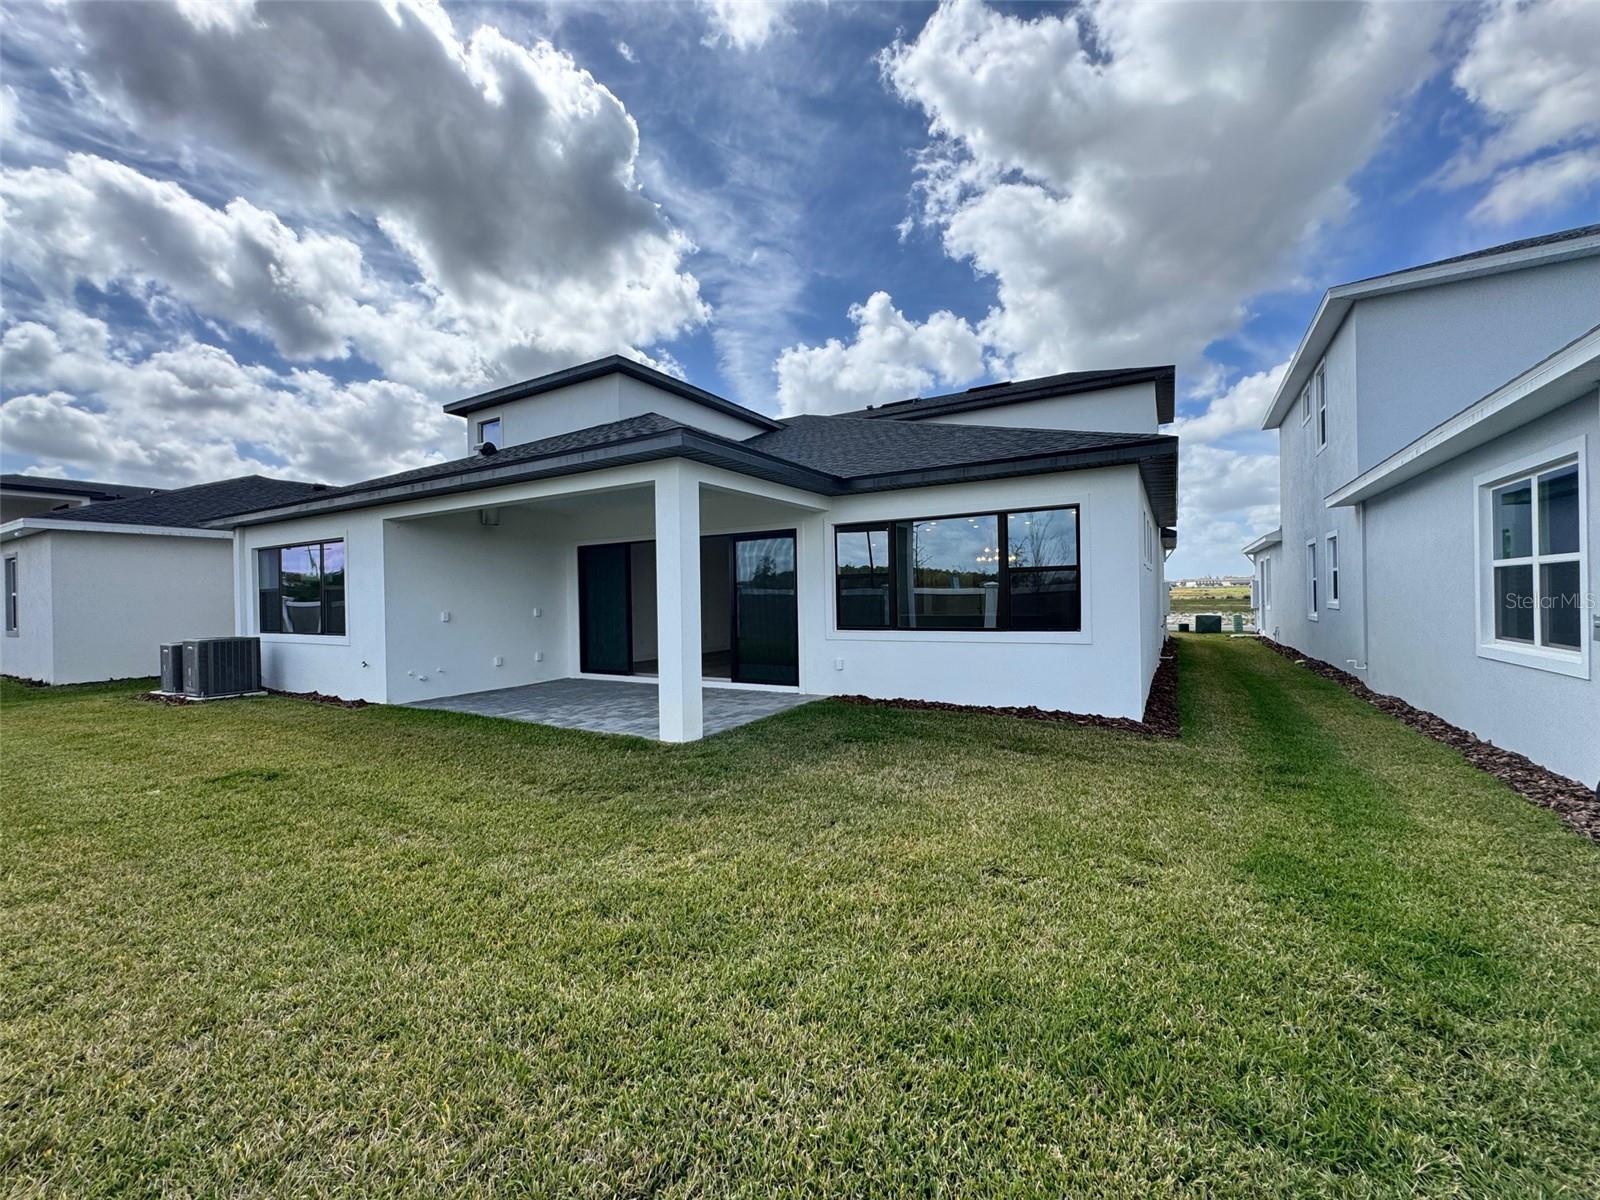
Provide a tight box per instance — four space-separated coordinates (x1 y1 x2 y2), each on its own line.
181 636 263 699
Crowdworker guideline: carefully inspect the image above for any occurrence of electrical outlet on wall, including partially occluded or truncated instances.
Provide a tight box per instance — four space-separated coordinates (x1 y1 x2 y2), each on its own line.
535 651 544 663
493 655 504 667
439 610 451 623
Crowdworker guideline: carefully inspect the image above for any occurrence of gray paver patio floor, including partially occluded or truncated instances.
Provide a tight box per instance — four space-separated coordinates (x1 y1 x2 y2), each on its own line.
405 677 820 738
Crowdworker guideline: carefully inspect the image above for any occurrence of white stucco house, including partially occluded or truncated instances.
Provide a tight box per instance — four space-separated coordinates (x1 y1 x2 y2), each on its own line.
1 476 323 684
205 356 1179 742
1246 222 1599 787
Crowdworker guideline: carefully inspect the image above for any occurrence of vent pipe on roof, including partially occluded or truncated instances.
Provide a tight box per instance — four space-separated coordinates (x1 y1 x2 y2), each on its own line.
478 441 498 456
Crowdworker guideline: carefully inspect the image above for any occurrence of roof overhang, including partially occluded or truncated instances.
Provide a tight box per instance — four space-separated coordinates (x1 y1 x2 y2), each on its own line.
851 365 1176 425
1327 324 1600 508
1262 228 1600 430
0 517 233 542
209 429 1180 530
1241 527 1283 557
442 355 783 431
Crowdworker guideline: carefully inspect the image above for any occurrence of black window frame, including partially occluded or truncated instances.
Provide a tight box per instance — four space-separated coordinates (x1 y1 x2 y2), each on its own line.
477 417 502 447
833 504 1082 633
4 554 17 634
257 539 347 637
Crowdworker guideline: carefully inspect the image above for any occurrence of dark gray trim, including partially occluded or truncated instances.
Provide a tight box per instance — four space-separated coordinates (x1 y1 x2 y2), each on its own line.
839 366 1176 425
442 355 783 431
0 474 163 501
210 427 1179 531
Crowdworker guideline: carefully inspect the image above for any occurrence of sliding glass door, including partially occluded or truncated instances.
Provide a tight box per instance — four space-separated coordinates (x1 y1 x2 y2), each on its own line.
729 532 798 686
579 531 799 686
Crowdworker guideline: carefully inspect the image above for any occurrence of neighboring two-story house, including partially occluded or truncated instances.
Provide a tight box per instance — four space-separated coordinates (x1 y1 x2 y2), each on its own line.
1248 223 1600 786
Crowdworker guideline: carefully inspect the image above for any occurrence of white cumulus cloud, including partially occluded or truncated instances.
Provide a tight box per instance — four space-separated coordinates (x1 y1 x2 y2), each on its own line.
879 0 1445 377
1445 0 1600 197
775 292 985 415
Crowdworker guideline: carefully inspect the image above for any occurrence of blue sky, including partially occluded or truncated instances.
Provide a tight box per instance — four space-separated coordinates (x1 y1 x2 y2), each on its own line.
2 0 1597 574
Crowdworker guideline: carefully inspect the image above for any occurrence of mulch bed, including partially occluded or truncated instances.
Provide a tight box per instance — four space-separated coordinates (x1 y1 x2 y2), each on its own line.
1260 637 1599 843
837 643 1180 738
267 688 369 709
137 688 368 709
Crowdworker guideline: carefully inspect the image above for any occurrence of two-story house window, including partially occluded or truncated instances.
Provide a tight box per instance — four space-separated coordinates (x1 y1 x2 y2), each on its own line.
1315 363 1327 450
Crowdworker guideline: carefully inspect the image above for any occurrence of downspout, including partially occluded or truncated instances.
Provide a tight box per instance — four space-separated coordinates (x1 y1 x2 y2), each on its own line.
1347 501 1370 674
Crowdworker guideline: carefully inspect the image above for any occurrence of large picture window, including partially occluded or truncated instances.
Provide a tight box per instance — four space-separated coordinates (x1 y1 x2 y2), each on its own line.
834 505 1080 632
258 540 346 636
1484 459 1582 653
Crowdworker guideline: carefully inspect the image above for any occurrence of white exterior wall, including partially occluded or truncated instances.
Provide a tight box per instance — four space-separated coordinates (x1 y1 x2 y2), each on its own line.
1 533 54 681
234 508 391 701
1361 395 1597 786
233 460 1161 725
0 531 233 684
382 509 571 704
1272 317 1368 671
814 466 1153 719
1353 257 1600 473
461 373 769 454
916 381 1161 435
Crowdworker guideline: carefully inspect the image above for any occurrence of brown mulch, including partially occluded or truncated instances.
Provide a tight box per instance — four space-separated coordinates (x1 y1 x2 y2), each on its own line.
137 688 367 709
267 688 369 709
136 691 198 706
837 643 1180 738
1259 637 1599 843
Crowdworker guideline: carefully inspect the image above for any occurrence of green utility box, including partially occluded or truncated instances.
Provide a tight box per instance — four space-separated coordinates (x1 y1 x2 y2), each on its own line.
1196 614 1223 634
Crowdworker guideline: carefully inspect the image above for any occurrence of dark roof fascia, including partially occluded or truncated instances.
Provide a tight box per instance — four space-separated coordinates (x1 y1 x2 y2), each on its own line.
442 356 783 431
845 366 1177 425
211 429 1179 531
0 475 163 499
208 429 840 528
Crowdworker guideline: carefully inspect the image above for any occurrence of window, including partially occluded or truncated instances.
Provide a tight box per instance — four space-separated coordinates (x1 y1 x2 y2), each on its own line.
1260 555 1272 610
4 555 16 634
1300 379 1313 425
477 417 501 447
1483 457 1583 656
1315 364 1327 450
258 540 346 636
834 505 1080 632
835 527 891 629
1326 533 1339 607
1306 540 1318 620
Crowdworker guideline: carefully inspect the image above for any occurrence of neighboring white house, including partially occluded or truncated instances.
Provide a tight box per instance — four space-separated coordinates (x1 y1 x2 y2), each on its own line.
1247 222 1600 786
1 476 323 684
207 356 1179 742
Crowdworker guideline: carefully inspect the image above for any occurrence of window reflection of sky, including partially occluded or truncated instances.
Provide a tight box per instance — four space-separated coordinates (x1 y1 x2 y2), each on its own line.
912 516 998 580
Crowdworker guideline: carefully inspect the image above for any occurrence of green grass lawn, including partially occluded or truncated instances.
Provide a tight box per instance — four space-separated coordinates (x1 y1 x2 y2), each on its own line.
1169 586 1254 614
4 638 1598 1197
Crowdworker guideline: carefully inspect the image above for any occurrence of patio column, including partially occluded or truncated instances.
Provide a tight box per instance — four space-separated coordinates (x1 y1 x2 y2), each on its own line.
654 462 703 742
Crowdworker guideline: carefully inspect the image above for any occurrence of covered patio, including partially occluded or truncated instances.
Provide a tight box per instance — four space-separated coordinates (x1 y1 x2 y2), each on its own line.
404 677 820 738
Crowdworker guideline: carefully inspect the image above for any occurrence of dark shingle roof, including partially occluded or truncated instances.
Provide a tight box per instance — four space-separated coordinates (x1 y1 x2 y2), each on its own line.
215 412 1178 529
42 475 325 528
0 474 165 502
303 414 687 501
749 414 1163 478
835 365 1176 425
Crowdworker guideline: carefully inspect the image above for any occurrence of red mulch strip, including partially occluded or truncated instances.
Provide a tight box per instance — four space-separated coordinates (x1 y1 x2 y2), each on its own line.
1260 637 1599 843
837 644 1180 738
